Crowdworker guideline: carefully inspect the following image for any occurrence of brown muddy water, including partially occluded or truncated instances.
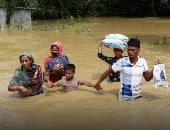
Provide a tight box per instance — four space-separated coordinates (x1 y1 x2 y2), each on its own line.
0 17 170 130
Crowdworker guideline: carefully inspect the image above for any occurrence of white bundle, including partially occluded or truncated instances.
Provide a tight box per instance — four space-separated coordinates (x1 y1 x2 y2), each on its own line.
153 64 168 88
101 33 129 51
101 38 127 51
104 33 129 43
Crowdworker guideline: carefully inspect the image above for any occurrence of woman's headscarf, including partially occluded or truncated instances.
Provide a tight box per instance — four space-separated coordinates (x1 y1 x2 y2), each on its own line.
19 52 34 63
50 41 63 56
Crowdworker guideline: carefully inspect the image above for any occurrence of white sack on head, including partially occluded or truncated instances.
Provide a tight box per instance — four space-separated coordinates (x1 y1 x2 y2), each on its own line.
101 38 127 51
104 33 129 43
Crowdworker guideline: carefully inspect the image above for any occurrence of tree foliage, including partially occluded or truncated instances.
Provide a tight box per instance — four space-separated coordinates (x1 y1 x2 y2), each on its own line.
1 0 170 21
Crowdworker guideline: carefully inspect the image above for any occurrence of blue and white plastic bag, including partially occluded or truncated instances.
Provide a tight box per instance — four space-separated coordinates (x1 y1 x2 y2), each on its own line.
153 64 168 88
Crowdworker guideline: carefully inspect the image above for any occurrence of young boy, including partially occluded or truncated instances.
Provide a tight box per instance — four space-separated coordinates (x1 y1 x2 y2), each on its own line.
48 64 102 92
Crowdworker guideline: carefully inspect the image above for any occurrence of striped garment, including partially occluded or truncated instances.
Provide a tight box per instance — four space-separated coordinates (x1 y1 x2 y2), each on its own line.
112 56 148 101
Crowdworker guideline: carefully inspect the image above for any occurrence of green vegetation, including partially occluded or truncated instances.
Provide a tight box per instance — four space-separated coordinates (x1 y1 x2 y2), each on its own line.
0 0 170 21
153 37 170 45
34 0 170 19
32 18 98 33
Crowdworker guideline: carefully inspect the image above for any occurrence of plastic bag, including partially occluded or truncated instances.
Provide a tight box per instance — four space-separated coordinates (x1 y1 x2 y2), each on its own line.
153 64 168 88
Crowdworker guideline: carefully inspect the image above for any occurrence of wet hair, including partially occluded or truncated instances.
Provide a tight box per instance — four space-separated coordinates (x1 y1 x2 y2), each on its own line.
65 64 76 73
127 38 140 48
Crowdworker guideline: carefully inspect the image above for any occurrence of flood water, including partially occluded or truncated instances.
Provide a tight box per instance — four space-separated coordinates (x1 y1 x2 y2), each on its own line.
0 17 170 130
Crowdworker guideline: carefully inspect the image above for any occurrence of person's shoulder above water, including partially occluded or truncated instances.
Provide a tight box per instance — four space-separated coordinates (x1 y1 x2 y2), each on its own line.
8 52 44 97
44 40 69 83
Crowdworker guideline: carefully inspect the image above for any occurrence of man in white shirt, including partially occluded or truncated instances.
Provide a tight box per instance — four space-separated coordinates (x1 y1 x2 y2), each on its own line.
95 38 155 101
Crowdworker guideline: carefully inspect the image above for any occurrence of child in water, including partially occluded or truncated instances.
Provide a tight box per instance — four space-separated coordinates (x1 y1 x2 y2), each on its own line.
47 63 103 92
98 43 124 82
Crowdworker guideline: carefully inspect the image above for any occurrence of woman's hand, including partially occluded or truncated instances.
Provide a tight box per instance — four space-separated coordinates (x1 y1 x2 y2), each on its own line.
44 81 53 88
17 81 32 96
53 64 64 73
18 85 29 93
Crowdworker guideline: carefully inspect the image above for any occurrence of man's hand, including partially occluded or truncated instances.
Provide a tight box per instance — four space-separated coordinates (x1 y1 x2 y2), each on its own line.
94 82 103 91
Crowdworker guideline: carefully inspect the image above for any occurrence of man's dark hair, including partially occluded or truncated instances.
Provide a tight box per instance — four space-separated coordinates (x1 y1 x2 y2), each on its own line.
65 64 76 73
127 38 140 48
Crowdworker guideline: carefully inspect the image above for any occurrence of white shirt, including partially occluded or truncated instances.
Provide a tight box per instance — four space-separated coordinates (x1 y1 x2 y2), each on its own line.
112 56 148 101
